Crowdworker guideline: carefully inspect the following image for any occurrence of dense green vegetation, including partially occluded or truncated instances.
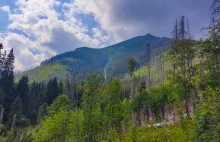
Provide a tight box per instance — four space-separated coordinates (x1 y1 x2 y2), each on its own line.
16 62 69 82
0 1 220 141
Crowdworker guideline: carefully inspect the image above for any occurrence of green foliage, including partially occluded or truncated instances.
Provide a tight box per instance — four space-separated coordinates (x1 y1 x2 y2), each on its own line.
181 118 196 141
45 78 59 105
98 129 121 142
82 72 103 142
58 81 64 95
35 109 84 142
1 49 15 95
7 96 29 128
131 82 182 120
0 47 15 125
125 125 187 142
195 86 220 142
104 78 123 129
200 21 220 88
37 103 48 123
16 62 69 83
133 66 156 78
17 76 29 116
34 94 84 142
128 57 136 77
28 81 45 125
47 94 70 115
35 109 71 142
121 98 131 123
5 127 34 142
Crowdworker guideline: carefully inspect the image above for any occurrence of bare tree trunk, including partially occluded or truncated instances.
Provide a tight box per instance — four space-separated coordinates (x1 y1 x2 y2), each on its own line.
156 54 159 83
162 51 165 83
0 108 4 124
140 108 145 126
11 114 16 130
146 43 151 87
123 87 126 99
131 111 137 126
121 121 126 134
129 79 134 99
19 130 25 142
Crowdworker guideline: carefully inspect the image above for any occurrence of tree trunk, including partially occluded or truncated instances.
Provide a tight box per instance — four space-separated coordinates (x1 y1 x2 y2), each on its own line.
0 108 4 124
11 114 16 130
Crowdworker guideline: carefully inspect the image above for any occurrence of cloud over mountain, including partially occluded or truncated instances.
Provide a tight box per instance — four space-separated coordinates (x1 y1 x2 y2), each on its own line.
0 0 212 70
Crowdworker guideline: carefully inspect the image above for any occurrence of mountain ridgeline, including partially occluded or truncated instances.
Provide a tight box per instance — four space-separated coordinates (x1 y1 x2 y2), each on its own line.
16 34 170 82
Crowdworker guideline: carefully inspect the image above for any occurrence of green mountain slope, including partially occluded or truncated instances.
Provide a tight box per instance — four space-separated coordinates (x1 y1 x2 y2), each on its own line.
16 34 170 82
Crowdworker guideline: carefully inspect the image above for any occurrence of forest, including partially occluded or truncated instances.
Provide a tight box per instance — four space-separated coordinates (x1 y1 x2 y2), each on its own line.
0 0 220 142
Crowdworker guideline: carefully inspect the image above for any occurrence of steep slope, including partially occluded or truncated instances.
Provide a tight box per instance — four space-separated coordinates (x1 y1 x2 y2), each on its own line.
16 34 170 82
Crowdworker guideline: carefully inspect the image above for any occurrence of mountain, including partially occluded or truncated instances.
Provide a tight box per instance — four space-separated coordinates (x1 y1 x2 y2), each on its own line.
16 34 170 82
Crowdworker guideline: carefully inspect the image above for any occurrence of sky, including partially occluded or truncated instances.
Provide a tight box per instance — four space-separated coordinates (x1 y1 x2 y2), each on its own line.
0 0 212 71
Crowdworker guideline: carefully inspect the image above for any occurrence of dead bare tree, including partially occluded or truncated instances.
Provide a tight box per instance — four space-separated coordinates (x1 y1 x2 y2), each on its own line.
146 43 151 87
211 0 220 19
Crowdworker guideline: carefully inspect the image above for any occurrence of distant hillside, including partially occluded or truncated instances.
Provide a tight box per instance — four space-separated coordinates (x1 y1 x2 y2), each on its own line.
16 34 170 82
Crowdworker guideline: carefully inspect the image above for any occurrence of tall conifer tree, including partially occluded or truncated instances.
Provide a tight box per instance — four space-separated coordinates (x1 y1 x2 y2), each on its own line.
17 76 29 116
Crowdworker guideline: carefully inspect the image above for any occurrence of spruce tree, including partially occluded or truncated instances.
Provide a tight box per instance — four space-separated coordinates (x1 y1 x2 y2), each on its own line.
45 79 53 105
128 57 136 77
52 77 58 97
58 81 64 95
27 81 46 124
1 49 14 95
17 76 29 116
45 78 59 105
128 57 136 99
7 96 23 128
1 49 15 123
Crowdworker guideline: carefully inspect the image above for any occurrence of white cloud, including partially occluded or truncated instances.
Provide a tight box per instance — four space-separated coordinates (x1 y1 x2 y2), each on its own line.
70 0 144 41
92 28 104 39
71 0 211 41
1 32 55 70
0 0 105 70
0 5 11 14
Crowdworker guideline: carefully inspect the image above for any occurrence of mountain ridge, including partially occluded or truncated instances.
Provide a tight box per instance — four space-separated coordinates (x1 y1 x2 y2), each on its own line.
16 34 170 82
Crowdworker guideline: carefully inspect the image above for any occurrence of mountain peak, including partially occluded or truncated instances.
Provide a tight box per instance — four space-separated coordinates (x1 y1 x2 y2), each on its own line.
145 33 157 38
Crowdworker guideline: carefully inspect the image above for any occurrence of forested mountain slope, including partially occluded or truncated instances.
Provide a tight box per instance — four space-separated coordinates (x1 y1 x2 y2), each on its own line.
16 34 170 82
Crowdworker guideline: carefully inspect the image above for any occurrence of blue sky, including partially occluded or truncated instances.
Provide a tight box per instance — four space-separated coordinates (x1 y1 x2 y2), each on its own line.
0 0 212 71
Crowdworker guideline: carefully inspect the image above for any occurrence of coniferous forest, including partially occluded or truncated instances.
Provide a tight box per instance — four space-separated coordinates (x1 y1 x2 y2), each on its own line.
0 1 220 142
